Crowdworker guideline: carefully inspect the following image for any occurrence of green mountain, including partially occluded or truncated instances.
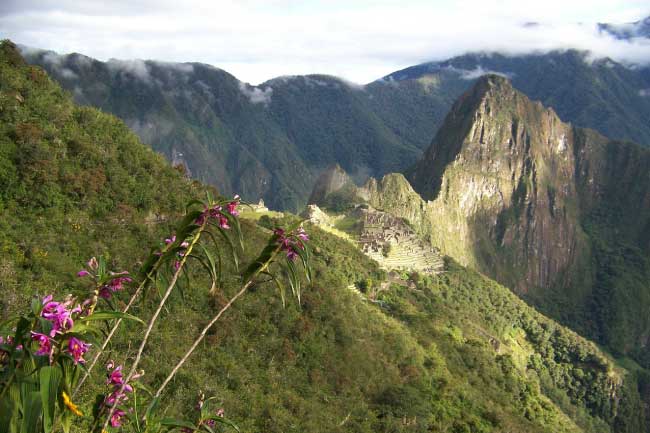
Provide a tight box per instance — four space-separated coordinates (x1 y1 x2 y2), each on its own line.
409 74 650 369
309 74 650 376
3 40 648 432
386 50 650 147
22 47 650 212
18 49 437 211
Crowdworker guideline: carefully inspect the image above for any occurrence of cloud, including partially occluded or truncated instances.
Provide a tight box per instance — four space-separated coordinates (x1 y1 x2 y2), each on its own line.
640 88 650 96
59 67 77 79
2 0 650 84
238 82 273 105
452 66 515 80
106 58 150 81
152 60 194 74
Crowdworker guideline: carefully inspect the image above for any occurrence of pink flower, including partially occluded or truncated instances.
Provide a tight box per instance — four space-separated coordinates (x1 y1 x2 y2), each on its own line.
30 332 52 357
98 274 132 299
105 383 132 407
218 215 230 229
274 227 308 261
87 257 99 270
296 227 309 242
286 249 298 261
107 365 123 385
110 409 126 427
227 195 240 216
77 270 90 277
41 296 75 337
66 337 90 364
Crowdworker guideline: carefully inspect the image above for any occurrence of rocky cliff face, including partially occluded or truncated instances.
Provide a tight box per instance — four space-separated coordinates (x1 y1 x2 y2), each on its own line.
407 75 587 293
408 75 650 362
311 76 650 365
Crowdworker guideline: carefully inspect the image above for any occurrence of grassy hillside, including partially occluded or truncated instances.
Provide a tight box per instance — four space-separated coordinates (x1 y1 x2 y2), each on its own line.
2 40 647 432
0 40 202 316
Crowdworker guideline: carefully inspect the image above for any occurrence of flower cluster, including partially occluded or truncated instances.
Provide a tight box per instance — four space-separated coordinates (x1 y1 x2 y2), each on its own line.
274 226 309 260
165 235 190 271
78 257 132 300
30 295 90 364
180 393 226 432
103 360 142 428
194 195 240 227
0 335 22 365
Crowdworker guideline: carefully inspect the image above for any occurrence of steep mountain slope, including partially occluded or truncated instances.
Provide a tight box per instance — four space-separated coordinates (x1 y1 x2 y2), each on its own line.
2 40 648 433
385 50 650 147
22 47 650 212
0 40 199 314
408 76 650 367
19 48 433 211
312 75 650 371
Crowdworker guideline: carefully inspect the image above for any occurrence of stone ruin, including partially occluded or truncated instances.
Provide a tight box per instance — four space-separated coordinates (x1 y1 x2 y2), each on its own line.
355 207 443 274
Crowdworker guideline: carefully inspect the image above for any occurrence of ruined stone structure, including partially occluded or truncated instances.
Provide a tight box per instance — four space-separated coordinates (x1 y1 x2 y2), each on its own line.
356 207 444 274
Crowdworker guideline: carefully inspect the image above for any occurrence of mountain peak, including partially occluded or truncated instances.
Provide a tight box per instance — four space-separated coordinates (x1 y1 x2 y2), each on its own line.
408 74 537 201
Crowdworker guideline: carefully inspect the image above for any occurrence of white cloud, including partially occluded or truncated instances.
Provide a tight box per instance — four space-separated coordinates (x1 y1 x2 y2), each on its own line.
60 67 77 79
452 66 515 80
152 60 194 74
2 0 650 84
238 82 273 105
106 58 150 81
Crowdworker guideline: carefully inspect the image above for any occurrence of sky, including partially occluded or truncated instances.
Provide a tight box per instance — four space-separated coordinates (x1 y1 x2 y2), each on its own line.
1 0 649 84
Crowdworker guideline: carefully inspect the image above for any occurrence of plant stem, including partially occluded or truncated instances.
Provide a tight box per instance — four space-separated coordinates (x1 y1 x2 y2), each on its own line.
152 246 281 399
101 224 206 431
74 257 165 396
153 280 251 398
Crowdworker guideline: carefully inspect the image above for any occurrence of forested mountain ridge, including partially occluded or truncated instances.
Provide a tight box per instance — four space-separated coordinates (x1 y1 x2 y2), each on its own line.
2 39 649 432
22 47 650 211
309 74 650 377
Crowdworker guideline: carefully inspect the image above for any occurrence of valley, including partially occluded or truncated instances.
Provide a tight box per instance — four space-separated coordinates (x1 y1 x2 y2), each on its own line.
2 8 650 431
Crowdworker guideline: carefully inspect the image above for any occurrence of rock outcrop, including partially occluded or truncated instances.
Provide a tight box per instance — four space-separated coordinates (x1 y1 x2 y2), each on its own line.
311 76 650 363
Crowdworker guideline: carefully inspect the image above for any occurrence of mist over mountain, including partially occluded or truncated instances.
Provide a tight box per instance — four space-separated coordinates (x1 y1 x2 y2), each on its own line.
385 50 650 146
6 40 650 433
599 15 650 40
20 46 650 212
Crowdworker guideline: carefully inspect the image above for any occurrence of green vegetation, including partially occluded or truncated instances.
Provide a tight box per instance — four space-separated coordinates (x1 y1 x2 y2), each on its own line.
2 40 648 432
22 48 650 213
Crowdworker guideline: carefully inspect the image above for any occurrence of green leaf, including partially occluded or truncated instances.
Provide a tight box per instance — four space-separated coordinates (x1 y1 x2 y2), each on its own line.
203 416 240 432
30 297 42 317
0 383 21 433
160 418 198 429
20 391 42 433
213 225 239 272
79 311 144 325
286 258 301 304
242 242 279 284
185 199 206 213
40 366 62 433
144 396 160 422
